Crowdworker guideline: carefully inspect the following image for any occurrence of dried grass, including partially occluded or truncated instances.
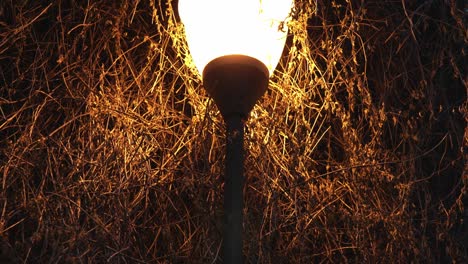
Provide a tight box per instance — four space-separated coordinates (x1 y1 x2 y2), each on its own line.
0 0 466 262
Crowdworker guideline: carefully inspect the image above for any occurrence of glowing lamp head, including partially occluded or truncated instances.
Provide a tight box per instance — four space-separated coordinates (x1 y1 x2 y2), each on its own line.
179 0 293 77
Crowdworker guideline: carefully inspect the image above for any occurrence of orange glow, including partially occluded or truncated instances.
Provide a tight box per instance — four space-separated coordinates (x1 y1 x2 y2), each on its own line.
179 0 293 77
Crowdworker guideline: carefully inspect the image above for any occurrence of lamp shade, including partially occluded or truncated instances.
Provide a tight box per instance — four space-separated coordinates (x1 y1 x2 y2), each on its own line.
178 0 293 77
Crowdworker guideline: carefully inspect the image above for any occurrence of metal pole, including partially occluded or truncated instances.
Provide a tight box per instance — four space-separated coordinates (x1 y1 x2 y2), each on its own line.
223 114 244 263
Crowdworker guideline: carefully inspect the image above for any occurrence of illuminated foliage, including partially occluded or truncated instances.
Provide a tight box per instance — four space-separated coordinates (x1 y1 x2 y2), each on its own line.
0 0 466 262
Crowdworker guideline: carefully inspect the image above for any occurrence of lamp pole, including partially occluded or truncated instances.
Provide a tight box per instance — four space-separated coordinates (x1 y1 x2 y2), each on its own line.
224 114 244 263
203 55 269 263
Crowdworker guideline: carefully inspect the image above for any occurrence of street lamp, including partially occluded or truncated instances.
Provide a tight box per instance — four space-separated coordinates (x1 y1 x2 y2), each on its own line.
178 0 293 262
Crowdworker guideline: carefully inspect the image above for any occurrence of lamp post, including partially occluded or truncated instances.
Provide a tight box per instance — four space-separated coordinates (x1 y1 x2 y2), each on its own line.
178 0 292 262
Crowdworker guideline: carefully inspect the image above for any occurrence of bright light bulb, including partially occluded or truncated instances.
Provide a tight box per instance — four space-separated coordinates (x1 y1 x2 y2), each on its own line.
179 0 293 77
